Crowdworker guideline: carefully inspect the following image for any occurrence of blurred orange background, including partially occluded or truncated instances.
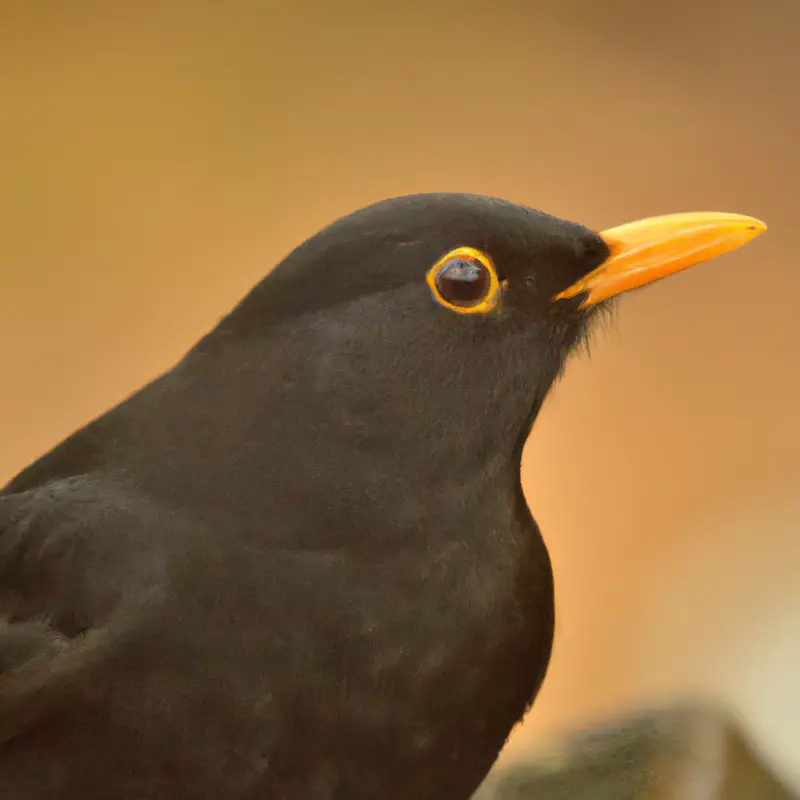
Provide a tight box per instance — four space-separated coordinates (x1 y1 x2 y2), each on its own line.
1 0 798 790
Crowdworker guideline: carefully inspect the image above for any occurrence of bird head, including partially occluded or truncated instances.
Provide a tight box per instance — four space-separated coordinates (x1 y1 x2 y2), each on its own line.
203 194 765 475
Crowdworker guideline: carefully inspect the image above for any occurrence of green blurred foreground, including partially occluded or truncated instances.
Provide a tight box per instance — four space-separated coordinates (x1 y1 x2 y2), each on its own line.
473 705 796 800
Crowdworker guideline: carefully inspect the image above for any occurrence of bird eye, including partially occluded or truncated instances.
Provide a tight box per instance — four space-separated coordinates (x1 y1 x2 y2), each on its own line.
426 247 501 314
435 259 490 306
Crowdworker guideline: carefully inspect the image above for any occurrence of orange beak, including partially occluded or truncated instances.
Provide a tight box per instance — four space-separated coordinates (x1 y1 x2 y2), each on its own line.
553 212 768 308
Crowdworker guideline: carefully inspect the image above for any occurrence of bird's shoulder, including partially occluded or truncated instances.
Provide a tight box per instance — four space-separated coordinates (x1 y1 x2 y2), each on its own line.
0 473 172 622
0 473 172 743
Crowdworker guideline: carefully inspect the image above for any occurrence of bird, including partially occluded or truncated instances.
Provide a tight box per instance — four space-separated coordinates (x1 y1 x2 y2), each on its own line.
0 194 765 799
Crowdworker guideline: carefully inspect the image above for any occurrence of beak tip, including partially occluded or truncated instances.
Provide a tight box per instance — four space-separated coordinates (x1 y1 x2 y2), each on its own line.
740 216 768 244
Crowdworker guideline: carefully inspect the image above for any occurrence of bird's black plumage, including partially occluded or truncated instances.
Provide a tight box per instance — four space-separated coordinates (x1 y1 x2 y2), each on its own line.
0 193 613 798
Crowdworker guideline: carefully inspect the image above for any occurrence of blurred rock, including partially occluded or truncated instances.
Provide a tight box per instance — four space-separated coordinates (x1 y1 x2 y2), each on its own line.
473 705 797 800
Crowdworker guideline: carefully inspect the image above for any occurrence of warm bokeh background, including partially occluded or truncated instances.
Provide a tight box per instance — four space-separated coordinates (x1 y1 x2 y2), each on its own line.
2 0 798 790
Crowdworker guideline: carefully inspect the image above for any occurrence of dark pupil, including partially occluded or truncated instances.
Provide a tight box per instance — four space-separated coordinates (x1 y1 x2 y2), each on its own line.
435 259 490 306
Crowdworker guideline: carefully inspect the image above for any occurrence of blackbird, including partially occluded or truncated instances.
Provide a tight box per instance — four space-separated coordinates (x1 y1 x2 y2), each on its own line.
0 194 765 799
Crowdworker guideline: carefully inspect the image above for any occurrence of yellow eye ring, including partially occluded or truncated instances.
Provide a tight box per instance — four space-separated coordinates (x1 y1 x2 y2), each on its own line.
425 246 503 315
